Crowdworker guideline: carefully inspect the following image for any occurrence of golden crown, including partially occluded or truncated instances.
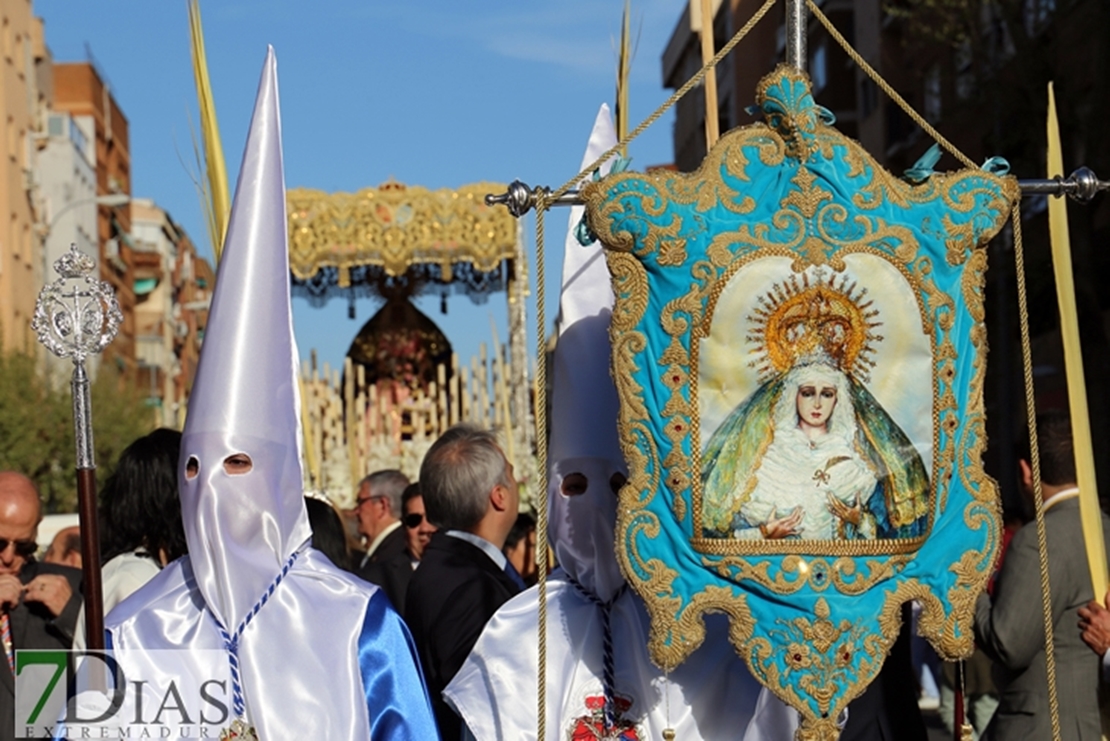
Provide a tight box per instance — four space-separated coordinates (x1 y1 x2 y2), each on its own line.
746 269 882 381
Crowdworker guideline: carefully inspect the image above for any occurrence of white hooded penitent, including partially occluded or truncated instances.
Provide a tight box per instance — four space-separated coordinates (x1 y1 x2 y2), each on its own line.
103 48 436 741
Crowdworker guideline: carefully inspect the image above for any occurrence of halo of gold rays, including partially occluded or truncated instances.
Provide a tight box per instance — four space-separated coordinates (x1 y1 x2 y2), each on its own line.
745 269 883 382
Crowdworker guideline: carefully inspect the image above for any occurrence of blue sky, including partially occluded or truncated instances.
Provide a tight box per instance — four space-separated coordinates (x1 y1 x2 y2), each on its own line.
37 1 684 375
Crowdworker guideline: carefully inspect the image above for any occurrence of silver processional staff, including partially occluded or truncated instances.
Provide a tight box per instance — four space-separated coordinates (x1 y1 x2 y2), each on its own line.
31 243 123 653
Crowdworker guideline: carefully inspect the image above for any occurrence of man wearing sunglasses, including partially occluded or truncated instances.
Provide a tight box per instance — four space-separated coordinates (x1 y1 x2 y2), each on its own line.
401 484 436 564
0 471 83 741
360 483 435 620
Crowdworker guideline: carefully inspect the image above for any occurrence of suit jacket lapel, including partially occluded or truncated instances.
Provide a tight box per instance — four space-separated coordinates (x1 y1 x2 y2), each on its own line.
11 563 33 654
8 605 28 655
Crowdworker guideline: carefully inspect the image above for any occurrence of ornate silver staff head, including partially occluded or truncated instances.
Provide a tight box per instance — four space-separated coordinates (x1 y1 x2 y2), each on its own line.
32 244 122 470
32 244 122 365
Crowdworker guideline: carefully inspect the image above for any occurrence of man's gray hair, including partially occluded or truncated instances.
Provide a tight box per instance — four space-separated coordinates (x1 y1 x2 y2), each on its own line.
420 424 510 531
358 469 409 518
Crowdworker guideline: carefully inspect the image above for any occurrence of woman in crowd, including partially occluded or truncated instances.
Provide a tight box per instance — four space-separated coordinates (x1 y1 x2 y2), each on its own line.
305 494 355 572
75 428 187 648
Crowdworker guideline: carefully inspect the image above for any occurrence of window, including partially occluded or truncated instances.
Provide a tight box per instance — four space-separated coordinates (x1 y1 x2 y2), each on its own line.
954 41 974 101
811 43 828 95
885 100 918 154
860 78 878 119
1024 0 1056 36
924 65 942 124
68 118 87 154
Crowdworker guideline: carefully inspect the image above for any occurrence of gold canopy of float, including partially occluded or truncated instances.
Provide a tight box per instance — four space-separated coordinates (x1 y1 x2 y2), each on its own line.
286 180 519 284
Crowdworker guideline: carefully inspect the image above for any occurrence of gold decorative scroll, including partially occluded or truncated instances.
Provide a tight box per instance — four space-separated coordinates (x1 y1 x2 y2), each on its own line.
287 181 518 285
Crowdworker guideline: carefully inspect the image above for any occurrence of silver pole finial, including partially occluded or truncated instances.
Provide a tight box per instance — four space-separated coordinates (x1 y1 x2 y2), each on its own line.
786 0 807 70
32 243 122 366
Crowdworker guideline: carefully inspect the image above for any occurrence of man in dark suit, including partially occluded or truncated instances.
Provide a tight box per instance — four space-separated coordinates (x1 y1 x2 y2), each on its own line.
405 425 522 740
362 483 430 619
0 471 82 741
353 470 409 608
975 411 1110 741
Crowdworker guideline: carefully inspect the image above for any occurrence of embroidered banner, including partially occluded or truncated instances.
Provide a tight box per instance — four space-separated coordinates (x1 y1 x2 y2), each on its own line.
581 66 1018 738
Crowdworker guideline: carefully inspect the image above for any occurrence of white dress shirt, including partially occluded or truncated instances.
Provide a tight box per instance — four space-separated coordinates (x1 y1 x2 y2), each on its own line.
444 530 507 570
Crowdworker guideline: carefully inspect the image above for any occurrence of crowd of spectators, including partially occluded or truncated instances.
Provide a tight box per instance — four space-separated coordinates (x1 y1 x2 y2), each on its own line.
1 411 1105 740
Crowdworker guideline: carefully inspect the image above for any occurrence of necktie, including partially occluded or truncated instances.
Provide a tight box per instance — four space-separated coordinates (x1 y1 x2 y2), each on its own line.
503 562 527 591
2 611 14 675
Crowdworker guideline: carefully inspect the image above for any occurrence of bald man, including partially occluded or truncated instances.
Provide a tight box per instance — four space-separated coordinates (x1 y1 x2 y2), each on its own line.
0 472 82 741
44 525 82 569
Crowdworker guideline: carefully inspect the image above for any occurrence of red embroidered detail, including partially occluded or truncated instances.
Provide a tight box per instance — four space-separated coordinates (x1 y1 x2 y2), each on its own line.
568 694 642 740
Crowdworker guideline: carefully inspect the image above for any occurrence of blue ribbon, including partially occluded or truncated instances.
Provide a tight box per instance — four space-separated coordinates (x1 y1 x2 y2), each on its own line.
214 551 299 719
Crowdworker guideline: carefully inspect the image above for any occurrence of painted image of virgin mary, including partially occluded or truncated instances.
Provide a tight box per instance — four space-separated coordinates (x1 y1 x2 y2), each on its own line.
700 275 930 541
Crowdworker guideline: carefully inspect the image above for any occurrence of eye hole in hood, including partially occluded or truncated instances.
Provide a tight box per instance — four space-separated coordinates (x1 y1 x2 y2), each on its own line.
561 472 589 497
223 453 253 475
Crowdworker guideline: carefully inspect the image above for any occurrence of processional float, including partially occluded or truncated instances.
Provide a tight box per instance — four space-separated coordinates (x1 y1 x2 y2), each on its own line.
285 179 534 497
487 0 1109 738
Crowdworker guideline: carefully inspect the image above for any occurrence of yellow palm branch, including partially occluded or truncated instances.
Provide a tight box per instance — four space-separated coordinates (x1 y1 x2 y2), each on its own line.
1046 82 1107 599
188 0 230 264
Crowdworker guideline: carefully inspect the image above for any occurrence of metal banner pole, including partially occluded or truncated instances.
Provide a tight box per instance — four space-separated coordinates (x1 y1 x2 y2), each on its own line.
487 168 1110 218
31 244 123 652
785 0 807 70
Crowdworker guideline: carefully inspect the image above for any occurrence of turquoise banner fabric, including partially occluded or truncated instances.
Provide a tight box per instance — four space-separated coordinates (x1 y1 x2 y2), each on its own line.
581 66 1019 737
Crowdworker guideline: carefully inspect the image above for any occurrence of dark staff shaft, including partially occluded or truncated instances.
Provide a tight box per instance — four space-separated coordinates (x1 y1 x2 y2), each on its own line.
71 361 104 653
75 466 103 652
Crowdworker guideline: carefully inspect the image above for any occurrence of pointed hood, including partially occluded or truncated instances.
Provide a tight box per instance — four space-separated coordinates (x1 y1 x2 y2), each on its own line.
180 47 311 630
548 104 626 602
